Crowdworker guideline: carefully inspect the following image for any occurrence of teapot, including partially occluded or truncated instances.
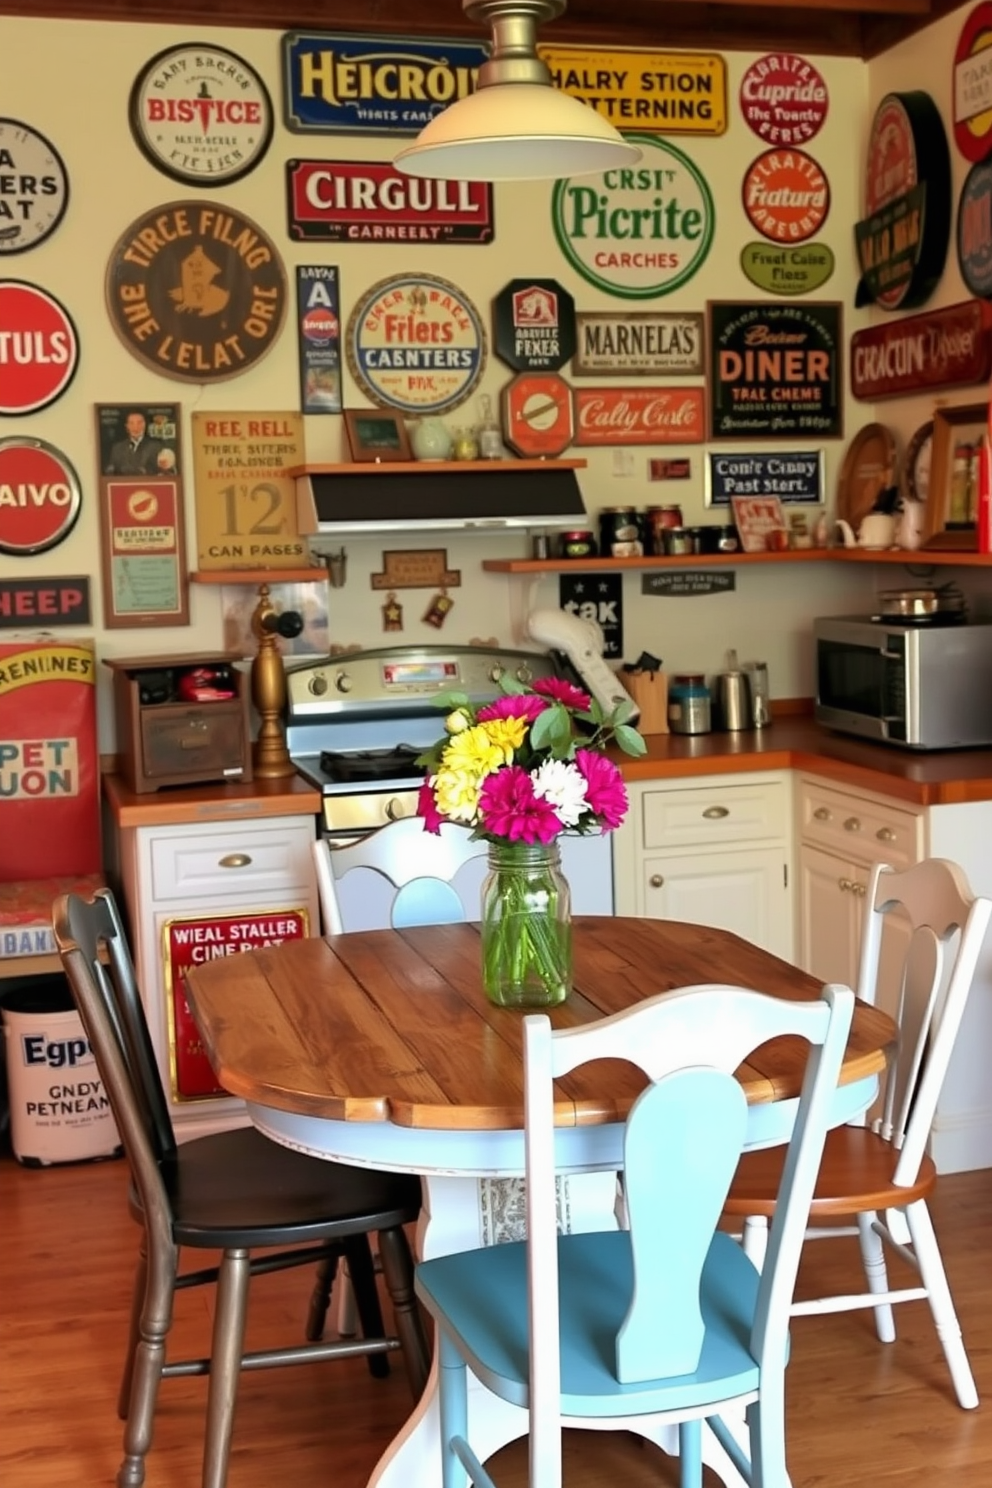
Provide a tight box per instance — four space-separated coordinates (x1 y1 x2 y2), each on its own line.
894 498 926 551
834 511 897 549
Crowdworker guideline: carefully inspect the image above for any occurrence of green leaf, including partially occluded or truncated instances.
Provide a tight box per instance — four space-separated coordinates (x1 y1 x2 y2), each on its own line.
433 690 471 712
614 723 648 756
498 675 527 695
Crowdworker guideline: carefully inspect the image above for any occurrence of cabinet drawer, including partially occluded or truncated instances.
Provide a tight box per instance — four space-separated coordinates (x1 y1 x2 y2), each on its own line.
799 778 922 870
641 780 788 850
149 820 314 902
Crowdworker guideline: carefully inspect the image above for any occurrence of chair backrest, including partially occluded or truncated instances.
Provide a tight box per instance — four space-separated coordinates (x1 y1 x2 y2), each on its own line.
312 818 488 933
855 857 991 1184
522 981 855 1472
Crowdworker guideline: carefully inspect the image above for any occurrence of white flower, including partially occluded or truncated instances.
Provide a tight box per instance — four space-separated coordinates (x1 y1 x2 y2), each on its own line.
531 758 588 827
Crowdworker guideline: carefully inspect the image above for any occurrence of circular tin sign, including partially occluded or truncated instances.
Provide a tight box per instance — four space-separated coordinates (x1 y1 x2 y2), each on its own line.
0 280 79 415
493 279 576 372
740 241 834 295
742 148 830 243
129 43 273 187
105 201 287 382
346 273 486 413
0 437 82 555
0 119 69 255
861 91 950 311
953 3 992 163
739 54 829 146
551 135 714 300
958 157 992 296
501 372 574 457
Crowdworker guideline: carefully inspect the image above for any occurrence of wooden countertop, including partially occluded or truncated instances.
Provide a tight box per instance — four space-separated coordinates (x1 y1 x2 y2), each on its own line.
102 771 321 828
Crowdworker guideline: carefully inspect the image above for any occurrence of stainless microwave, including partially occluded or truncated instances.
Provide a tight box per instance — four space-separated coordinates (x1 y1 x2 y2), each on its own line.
814 616 992 751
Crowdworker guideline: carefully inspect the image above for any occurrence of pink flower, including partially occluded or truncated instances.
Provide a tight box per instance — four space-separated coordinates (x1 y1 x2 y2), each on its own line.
478 765 562 844
575 749 628 829
533 676 592 711
417 778 446 834
476 693 548 724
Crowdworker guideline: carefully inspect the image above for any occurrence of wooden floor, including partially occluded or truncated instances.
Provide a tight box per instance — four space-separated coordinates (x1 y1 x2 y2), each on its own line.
0 1150 990 1488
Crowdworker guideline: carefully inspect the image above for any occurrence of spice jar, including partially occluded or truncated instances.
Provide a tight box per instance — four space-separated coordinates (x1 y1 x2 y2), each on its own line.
646 505 684 554
558 529 597 559
668 674 711 735
599 506 643 558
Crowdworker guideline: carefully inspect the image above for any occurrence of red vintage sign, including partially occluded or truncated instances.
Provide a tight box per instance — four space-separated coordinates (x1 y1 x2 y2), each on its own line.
739 54 828 146
953 3 992 162
166 909 309 1100
742 149 830 243
573 387 705 446
286 159 494 243
0 280 79 414
850 299 992 400
0 437 81 554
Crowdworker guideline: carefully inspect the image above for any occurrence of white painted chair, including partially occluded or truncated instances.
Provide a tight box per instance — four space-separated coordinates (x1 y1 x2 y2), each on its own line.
724 857 991 1410
415 980 855 1488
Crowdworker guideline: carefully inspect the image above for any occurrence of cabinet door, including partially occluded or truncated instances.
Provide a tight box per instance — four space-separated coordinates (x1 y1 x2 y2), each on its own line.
799 844 861 987
642 848 792 960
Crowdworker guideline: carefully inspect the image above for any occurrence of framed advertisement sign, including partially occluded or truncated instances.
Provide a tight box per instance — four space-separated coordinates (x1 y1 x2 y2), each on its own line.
706 450 824 507
708 300 842 440
191 411 309 570
572 312 704 377
297 265 341 413
574 387 705 446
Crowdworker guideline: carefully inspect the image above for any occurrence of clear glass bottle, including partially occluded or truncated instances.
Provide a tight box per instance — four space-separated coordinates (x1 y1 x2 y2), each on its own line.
480 841 571 1007
475 393 503 460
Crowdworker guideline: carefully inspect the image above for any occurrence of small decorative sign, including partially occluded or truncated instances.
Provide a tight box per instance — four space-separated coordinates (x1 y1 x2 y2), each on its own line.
281 31 488 135
0 119 69 254
297 265 341 413
0 575 90 628
706 450 824 507
649 457 691 480
573 387 705 446
849 300 992 400
739 54 828 146
537 46 727 135
0 437 81 554
558 573 623 659
957 161 992 299
191 411 308 570
731 495 788 553
642 570 736 596
572 311 704 376
97 403 180 477
344 409 411 462
742 148 830 243
740 241 834 296
708 300 842 439
287 159 493 244
502 372 574 457
370 549 460 592
0 280 78 415
493 279 575 372
953 4 992 162
346 272 486 414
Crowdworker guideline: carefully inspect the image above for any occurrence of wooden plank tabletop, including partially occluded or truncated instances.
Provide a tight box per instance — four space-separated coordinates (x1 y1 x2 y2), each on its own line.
185 917 896 1132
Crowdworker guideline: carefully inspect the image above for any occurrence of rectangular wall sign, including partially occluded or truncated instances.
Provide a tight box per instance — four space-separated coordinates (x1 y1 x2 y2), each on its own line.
558 573 623 659
297 265 341 413
572 312 704 377
642 571 736 596
537 46 727 134
0 576 90 628
706 450 824 506
708 301 842 440
849 299 992 400
287 159 493 243
573 387 705 446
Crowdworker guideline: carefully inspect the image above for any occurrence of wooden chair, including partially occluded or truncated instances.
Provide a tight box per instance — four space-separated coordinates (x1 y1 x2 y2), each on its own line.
724 857 991 1410
52 887 430 1488
415 980 855 1488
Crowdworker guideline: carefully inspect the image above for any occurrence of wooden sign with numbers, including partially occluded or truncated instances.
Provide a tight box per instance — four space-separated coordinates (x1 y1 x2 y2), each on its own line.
191 411 310 570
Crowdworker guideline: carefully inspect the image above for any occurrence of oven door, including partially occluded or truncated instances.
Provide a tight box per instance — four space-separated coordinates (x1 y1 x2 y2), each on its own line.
814 623 910 744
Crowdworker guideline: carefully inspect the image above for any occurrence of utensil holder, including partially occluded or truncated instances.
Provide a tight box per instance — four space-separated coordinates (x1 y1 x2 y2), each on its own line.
624 670 669 734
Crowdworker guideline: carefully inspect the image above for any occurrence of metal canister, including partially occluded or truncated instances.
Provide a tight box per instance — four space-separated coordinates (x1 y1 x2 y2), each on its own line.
599 506 643 558
558 529 597 559
646 505 684 554
667 674 711 735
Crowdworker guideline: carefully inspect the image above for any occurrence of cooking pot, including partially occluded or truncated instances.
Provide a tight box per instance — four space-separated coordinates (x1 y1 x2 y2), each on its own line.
877 587 967 619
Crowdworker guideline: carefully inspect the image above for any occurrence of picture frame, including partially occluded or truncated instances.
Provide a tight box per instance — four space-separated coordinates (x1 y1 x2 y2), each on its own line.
923 403 985 551
343 409 412 463
730 495 789 553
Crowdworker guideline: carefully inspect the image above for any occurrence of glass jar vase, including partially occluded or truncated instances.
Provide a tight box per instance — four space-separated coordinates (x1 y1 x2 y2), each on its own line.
480 841 571 1007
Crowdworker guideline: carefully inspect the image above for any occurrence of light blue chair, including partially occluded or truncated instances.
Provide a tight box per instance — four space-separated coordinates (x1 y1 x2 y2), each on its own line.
414 980 855 1488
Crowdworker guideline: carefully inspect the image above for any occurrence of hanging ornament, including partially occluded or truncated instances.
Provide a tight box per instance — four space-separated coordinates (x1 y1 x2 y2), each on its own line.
423 588 454 629
382 591 403 631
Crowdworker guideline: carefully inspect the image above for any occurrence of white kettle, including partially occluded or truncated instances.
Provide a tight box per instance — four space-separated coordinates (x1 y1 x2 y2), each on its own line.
894 499 926 551
835 511 897 549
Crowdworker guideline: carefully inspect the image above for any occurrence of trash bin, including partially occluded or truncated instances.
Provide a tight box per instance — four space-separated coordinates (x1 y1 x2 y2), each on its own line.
0 974 121 1167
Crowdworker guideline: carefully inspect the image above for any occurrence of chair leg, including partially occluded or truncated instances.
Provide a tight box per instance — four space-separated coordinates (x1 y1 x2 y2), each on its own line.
335 1261 360 1338
117 1240 178 1488
118 1238 149 1420
202 1248 250 1488
746 1381 790 1488
904 1200 979 1410
378 1224 432 1402
438 1331 471 1488
304 1249 340 1342
741 1215 769 1269
678 1420 702 1488
856 1210 896 1342
343 1236 391 1379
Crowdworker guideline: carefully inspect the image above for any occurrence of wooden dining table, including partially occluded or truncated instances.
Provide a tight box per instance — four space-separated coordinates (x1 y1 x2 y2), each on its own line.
185 915 897 1488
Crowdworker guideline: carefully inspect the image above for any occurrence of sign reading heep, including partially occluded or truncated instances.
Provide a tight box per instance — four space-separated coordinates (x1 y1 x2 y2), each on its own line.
552 135 714 299
282 31 488 135
740 241 834 295
572 311 703 375
287 159 493 243
849 299 992 400
537 46 726 134
0 575 90 627
708 300 842 439
346 273 486 413
706 449 824 506
573 386 705 446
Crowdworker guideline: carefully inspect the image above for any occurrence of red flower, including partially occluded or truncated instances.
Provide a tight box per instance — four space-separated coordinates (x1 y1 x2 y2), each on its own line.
417 777 445 833
478 766 562 844
575 749 628 829
533 676 592 711
476 693 548 724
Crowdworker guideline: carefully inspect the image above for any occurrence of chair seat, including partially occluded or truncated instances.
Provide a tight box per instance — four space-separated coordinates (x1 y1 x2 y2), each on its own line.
417 1230 762 1418
724 1125 938 1220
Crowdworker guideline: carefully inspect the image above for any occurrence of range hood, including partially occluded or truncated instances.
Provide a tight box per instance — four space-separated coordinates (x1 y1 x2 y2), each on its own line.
294 460 587 536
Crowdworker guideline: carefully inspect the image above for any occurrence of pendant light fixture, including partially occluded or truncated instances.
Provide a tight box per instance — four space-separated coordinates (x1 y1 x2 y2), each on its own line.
393 0 642 181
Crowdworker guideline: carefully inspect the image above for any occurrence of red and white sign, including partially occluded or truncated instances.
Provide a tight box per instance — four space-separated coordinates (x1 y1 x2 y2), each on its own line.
0 280 78 414
850 299 992 400
953 4 992 162
0 437 81 554
573 387 705 446
739 54 829 146
287 160 494 244
742 149 830 243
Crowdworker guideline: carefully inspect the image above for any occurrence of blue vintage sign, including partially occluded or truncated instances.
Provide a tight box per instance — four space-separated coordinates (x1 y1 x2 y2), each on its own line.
297 266 341 414
282 31 489 135
706 450 824 506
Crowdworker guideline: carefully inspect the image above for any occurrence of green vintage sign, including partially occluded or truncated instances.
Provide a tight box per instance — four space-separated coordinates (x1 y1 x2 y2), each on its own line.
551 135 714 300
740 241 834 296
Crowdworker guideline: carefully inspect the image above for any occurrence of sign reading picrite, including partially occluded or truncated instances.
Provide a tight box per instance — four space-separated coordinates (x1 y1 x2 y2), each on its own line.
286 159 493 243
551 135 714 299
740 241 834 296
128 44 274 186
105 202 287 382
0 437 81 554
346 273 486 414
739 54 828 146
957 160 992 299
0 119 69 254
953 4 992 162
493 280 575 372
537 46 727 134
0 280 78 415
705 450 824 506
849 299 992 400
281 31 488 135
572 311 704 376
0 575 90 628
572 387 705 446
708 300 842 439
297 265 341 413
742 148 830 243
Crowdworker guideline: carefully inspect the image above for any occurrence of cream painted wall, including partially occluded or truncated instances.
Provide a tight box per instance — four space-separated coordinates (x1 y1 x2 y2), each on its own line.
0 12 982 753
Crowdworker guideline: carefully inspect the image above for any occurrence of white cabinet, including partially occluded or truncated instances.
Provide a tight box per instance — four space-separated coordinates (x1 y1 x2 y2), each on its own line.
613 772 794 961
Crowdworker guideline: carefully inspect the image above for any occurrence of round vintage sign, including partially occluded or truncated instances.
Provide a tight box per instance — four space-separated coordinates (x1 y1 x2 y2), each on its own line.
740 241 834 295
860 92 950 311
551 135 714 300
0 437 82 555
742 148 830 244
0 280 79 415
0 119 69 255
105 201 287 382
739 54 829 146
493 279 576 372
129 43 274 187
346 273 486 413
957 158 992 296
953 3 992 163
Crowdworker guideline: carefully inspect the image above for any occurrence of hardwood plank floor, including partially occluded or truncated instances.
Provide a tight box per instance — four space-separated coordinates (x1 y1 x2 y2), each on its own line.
0 1150 989 1487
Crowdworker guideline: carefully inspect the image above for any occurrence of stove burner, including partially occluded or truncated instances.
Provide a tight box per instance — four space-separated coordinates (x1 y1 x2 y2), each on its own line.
319 744 426 783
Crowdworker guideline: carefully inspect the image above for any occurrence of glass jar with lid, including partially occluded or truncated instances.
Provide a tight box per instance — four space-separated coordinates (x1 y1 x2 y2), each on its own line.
667 674 711 735
599 506 643 557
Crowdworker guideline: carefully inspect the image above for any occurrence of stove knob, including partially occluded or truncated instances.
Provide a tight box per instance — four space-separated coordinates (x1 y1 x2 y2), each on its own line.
308 674 329 696
488 663 504 683
335 672 353 693
515 663 534 684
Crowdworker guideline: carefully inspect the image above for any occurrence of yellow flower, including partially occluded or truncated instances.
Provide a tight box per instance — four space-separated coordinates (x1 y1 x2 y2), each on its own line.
434 765 482 823
442 723 511 775
479 716 528 758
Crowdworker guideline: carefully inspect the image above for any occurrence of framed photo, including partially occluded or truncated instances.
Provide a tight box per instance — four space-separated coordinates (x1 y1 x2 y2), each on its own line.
923 404 985 551
343 409 412 463
730 495 789 553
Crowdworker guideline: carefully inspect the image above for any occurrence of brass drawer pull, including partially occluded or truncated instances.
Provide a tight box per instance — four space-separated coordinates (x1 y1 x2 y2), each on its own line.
813 807 831 821
839 877 852 892
876 827 896 842
843 816 861 832
218 853 252 869
702 806 730 819
649 874 665 888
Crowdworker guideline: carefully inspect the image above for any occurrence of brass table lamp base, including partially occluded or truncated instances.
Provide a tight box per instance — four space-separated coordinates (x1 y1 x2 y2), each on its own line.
249 584 296 780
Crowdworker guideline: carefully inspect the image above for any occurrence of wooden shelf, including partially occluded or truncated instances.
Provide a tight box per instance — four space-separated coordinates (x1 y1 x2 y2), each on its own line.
190 568 328 585
286 459 587 477
482 549 992 574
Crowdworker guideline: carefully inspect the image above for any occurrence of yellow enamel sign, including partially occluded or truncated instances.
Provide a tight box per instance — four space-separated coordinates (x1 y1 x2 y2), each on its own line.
537 46 727 135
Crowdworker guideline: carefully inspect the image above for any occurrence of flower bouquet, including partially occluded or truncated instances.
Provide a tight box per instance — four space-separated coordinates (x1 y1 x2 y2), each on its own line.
416 674 645 1006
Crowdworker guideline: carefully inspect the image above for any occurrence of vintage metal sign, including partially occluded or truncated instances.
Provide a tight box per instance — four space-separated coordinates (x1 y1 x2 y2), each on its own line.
706 450 824 507
191 411 308 569
287 158 493 243
0 119 69 254
105 202 288 382
0 437 81 554
739 54 828 146
643 571 736 596
552 135 714 299
0 280 78 414
849 299 992 400
101 479 187 628
742 148 830 244
282 31 488 135
953 4 992 162
740 241 834 296
573 387 705 446
297 265 341 413
957 160 992 298
572 311 704 376
0 575 90 628
558 573 623 659
649 457 691 480
346 273 486 414
537 46 726 134
708 301 842 439
493 279 575 372
128 44 273 186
